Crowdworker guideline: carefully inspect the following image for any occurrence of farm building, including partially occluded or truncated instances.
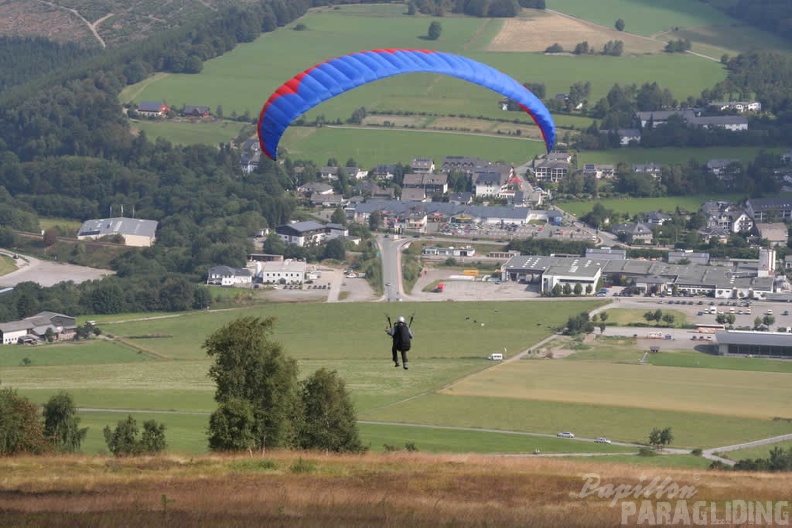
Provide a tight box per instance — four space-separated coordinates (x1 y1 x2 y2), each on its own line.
136 101 170 117
715 331 792 358
77 217 158 247
0 311 77 345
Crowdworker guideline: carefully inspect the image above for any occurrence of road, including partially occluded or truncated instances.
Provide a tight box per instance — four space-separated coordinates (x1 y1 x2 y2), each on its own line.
0 250 111 288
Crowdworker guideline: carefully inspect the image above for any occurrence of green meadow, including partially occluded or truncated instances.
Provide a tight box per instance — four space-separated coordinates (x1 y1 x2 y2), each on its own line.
281 126 547 167
131 119 247 146
558 194 747 218
577 146 788 167
722 441 792 462
123 3 728 155
363 393 792 449
5 298 792 456
548 0 734 36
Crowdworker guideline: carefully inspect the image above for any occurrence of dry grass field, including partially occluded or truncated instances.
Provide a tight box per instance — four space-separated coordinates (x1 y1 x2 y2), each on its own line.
0 452 788 527
488 11 664 55
441 360 792 419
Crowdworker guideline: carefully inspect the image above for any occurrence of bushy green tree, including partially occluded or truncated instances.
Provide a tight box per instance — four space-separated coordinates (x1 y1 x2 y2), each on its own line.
103 415 167 456
43 392 87 453
0 388 50 455
208 398 257 452
298 368 364 453
615 18 625 31
205 317 301 452
428 21 442 40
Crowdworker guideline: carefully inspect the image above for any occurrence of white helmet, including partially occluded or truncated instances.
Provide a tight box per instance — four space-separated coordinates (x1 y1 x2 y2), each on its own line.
397 316 405 323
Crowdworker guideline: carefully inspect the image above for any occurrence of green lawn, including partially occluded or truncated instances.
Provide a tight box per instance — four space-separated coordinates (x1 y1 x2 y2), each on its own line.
361 393 792 449
280 126 548 167
0 254 16 276
441 360 792 420
559 193 748 217
577 146 787 167
77 410 210 454
125 4 727 155
564 341 792 374
358 422 630 454
130 119 247 147
720 441 792 462
0 340 151 367
97 301 601 361
549 0 735 37
38 217 82 234
597 308 688 328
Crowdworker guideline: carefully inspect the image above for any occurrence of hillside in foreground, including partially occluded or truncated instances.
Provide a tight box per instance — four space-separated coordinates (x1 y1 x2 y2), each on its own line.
0 451 789 527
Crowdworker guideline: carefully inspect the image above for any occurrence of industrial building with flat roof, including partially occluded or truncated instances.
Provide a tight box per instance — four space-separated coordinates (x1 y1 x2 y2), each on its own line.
501 255 774 297
77 217 158 247
716 330 792 358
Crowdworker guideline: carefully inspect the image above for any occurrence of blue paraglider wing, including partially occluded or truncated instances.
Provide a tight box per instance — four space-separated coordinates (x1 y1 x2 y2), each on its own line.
258 49 555 160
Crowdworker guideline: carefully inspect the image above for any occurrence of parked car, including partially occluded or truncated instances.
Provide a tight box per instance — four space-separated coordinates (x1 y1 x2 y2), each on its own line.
595 437 612 444
557 432 575 438
783 310 789 316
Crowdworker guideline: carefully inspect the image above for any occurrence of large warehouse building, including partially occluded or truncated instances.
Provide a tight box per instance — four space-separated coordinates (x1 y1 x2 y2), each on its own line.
715 330 792 358
501 254 775 298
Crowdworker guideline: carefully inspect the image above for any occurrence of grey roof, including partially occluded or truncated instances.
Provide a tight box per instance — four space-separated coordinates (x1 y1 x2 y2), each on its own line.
474 171 506 185
0 311 76 334
183 105 210 115
747 197 792 211
716 330 792 347
632 163 662 172
278 220 325 234
635 109 697 122
706 159 741 170
138 101 167 112
208 265 251 277
352 200 534 222
504 255 775 291
690 116 748 127
78 217 158 239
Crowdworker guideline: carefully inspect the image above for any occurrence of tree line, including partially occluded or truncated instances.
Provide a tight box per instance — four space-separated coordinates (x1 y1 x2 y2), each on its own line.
408 0 543 17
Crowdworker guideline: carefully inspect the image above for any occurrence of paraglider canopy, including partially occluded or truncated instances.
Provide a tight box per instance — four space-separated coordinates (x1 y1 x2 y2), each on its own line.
258 49 556 160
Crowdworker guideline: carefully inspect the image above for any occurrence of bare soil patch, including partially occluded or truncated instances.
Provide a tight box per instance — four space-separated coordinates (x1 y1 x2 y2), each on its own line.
488 11 664 55
0 1 93 45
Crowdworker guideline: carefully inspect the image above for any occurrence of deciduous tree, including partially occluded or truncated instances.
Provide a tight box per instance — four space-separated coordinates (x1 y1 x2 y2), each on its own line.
298 368 364 453
204 317 301 452
43 392 87 453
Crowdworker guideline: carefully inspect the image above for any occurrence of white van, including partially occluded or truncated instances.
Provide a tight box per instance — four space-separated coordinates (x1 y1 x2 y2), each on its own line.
487 353 504 361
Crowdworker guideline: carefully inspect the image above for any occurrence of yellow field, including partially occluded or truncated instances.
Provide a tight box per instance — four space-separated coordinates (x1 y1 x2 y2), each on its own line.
489 11 664 54
441 360 792 419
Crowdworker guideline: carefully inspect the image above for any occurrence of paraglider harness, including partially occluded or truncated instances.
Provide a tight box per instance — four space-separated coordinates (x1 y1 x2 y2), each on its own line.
386 313 414 352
